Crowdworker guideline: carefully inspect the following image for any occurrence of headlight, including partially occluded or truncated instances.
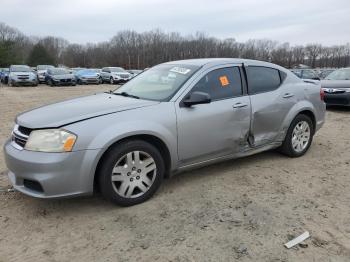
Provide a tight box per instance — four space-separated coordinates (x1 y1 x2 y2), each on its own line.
25 129 77 152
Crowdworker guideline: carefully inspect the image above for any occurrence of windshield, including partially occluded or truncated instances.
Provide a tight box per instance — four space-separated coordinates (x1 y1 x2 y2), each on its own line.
114 64 200 101
326 69 350 80
11 66 31 72
302 70 318 79
37 65 54 70
51 68 69 75
110 67 126 73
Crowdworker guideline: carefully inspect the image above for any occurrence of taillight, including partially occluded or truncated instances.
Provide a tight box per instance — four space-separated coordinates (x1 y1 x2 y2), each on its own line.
320 88 325 101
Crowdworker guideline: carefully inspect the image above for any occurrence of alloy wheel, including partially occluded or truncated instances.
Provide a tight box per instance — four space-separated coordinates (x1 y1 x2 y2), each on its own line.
291 121 311 153
111 151 157 198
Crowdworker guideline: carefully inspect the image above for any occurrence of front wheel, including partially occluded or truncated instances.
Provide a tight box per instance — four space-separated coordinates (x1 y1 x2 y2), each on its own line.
98 140 165 206
279 114 314 157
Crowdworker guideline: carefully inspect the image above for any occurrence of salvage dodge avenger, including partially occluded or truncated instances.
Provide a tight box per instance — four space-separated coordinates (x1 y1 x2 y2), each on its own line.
3 59 326 206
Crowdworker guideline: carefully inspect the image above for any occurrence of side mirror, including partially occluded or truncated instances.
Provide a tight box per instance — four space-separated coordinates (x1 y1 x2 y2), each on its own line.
183 91 211 107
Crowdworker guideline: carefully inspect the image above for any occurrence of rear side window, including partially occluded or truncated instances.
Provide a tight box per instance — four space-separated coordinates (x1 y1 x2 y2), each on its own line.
246 66 281 95
191 67 242 100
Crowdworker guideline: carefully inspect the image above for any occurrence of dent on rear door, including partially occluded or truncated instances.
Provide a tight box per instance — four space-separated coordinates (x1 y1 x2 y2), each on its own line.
250 88 295 146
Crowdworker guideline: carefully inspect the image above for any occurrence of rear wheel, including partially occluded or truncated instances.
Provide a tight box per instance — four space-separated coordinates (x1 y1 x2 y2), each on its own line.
279 114 314 157
98 140 165 206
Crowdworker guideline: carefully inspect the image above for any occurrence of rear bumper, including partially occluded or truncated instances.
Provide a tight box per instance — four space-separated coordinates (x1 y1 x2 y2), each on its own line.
3 140 100 198
324 92 350 106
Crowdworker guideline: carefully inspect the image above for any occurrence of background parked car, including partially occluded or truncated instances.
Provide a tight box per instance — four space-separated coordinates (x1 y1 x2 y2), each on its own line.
322 67 350 106
100 67 131 84
36 65 55 83
0 68 10 84
127 69 142 78
45 68 76 86
319 69 335 79
8 65 38 87
90 68 103 82
290 69 320 81
75 69 101 85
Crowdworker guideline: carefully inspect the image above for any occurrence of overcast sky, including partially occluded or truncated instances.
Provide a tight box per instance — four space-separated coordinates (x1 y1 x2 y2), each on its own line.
1 0 349 45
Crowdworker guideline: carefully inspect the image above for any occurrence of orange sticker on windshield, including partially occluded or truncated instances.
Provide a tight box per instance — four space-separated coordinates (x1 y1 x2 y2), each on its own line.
219 76 229 87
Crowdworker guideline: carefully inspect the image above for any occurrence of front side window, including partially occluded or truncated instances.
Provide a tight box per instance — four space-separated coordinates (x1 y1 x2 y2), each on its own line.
246 66 281 94
190 67 242 100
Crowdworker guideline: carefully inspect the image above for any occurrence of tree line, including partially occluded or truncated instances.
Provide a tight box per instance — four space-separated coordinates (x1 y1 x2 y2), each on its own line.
0 22 349 69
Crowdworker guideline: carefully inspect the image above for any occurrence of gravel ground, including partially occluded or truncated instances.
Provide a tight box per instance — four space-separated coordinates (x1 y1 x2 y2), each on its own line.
0 85 349 262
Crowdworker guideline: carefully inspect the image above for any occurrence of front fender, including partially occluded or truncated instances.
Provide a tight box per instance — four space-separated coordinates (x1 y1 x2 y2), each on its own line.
65 103 178 171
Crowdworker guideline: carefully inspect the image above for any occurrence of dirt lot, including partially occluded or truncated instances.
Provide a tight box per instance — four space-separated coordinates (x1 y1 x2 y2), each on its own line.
0 84 349 262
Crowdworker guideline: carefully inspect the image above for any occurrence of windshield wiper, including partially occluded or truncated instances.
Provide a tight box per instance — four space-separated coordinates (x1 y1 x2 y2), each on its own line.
112 92 140 99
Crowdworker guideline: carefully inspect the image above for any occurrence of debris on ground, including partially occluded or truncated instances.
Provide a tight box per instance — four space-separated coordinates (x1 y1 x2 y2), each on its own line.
284 231 310 249
0 187 15 193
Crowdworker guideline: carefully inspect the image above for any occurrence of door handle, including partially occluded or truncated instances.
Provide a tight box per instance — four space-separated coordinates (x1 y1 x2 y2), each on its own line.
233 102 248 109
283 93 294 98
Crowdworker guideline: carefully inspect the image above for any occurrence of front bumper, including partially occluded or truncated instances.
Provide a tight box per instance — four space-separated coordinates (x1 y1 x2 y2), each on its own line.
11 79 37 86
324 92 350 106
38 75 46 82
80 78 100 84
3 140 100 198
52 79 75 86
112 77 130 83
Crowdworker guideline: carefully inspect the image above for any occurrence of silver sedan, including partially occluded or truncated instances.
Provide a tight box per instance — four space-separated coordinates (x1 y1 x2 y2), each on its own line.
3 58 326 206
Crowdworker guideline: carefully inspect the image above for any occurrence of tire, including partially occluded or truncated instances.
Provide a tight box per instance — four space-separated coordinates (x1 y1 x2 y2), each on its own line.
98 140 165 206
48 79 54 87
110 77 114 84
279 114 314 157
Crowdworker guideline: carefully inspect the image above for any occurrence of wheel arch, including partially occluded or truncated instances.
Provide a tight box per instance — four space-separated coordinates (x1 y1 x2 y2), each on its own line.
280 101 317 141
93 134 172 192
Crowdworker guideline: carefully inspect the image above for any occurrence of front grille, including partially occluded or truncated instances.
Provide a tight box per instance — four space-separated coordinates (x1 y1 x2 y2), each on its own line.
17 75 29 80
18 126 32 136
11 125 31 149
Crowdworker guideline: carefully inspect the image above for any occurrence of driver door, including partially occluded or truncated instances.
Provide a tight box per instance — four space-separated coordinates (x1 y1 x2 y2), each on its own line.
176 66 251 166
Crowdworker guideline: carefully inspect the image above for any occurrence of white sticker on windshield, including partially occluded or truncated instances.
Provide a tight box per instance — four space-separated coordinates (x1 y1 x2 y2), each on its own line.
170 67 191 75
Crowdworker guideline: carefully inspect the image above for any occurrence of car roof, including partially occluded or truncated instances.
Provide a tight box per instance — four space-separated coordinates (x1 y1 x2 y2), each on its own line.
162 58 286 71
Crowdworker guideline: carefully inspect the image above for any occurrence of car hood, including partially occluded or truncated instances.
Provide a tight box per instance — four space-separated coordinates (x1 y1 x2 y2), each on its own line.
10 72 35 77
321 80 350 89
78 73 99 78
112 72 131 76
16 93 159 129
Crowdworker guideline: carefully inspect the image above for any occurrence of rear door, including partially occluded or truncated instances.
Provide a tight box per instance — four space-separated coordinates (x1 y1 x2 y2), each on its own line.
176 65 251 166
246 66 296 146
